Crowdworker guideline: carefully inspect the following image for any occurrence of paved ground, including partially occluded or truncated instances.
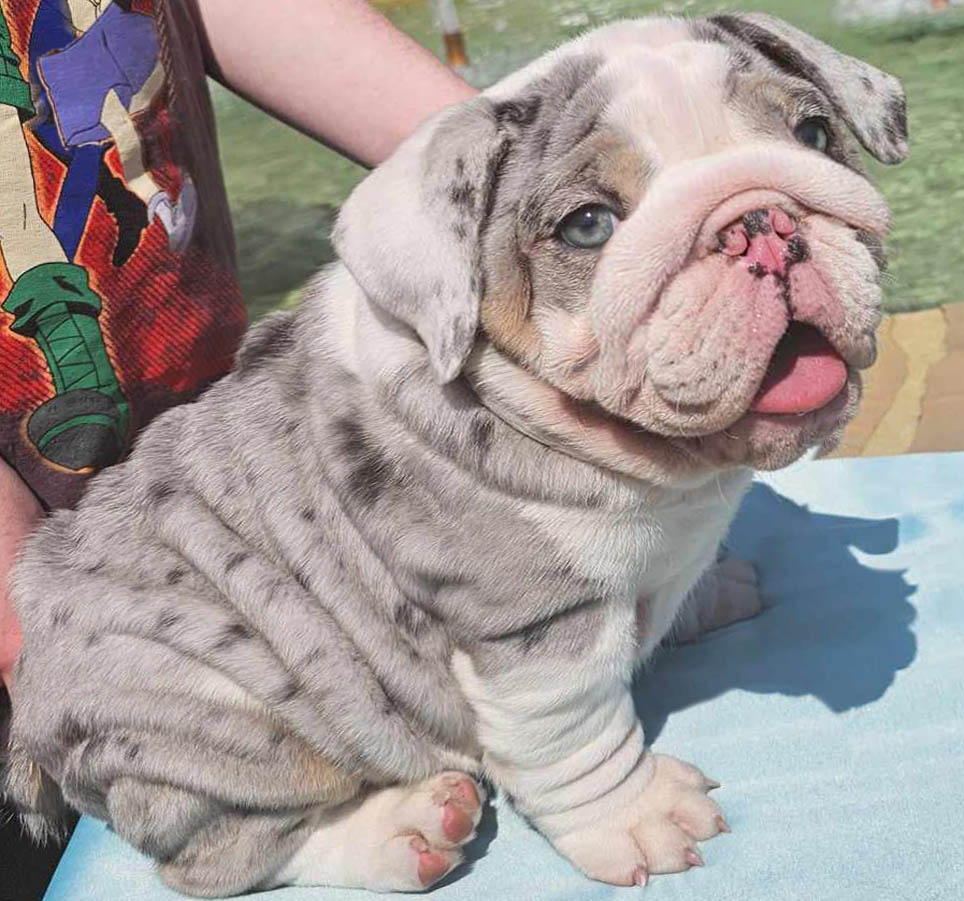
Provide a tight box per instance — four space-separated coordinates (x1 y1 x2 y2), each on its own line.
831 302 964 457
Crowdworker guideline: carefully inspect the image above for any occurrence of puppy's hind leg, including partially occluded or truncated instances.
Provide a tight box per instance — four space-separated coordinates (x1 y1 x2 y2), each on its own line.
273 771 485 892
107 778 324 898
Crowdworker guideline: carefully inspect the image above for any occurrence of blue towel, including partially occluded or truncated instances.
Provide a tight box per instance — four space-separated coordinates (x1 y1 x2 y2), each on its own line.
44 452 964 901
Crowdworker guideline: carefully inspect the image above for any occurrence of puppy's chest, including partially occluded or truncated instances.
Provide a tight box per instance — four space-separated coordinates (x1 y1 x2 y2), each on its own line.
521 491 736 638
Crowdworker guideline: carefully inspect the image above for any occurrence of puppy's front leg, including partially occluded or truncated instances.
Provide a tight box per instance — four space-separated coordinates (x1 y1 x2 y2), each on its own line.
453 630 727 885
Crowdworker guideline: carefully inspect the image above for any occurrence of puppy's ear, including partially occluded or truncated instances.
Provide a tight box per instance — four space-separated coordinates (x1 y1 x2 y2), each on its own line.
334 98 510 384
708 13 908 164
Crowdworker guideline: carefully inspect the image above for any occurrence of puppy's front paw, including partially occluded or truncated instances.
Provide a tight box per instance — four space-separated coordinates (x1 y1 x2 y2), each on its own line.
552 755 727 885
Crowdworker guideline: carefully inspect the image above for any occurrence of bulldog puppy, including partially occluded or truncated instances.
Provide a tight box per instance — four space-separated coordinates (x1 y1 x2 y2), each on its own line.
5 13 906 897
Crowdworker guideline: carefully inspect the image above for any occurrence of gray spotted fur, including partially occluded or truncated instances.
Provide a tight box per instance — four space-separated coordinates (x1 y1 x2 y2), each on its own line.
5 287 640 893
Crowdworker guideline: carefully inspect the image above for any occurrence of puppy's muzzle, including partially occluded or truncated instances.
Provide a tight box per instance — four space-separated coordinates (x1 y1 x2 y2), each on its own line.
717 208 807 280
589 145 889 413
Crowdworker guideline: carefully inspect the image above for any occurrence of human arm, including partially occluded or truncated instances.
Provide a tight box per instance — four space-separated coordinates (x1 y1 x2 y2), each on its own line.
191 0 479 168
0 458 43 689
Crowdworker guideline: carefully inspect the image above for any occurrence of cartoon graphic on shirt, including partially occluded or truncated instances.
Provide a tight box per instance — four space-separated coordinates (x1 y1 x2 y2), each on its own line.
0 0 195 473
2 5 129 471
34 0 197 258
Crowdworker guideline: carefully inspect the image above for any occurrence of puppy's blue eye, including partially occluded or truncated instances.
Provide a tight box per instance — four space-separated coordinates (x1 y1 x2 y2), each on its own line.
794 117 830 153
557 204 616 249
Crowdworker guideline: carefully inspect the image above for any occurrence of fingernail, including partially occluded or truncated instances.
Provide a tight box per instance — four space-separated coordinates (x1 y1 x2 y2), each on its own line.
685 849 704 867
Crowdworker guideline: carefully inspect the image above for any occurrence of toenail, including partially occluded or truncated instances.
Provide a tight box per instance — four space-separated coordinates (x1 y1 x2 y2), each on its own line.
417 850 451 886
685 849 704 868
442 802 473 842
451 779 480 809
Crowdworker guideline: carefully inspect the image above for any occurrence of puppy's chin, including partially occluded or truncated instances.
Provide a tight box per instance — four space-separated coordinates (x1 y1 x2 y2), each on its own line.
469 339 859 487
577 366 858 479
601 315 863 474
692 371 860 471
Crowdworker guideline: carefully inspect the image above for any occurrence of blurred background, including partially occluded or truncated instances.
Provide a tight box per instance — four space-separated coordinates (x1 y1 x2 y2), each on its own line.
212 0 964 322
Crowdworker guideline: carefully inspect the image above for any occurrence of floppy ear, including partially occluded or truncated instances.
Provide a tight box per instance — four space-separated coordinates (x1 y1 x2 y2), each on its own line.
708 13 908 165
333 97 511 384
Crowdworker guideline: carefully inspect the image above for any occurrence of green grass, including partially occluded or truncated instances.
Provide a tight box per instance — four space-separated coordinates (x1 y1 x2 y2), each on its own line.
212 0 964 320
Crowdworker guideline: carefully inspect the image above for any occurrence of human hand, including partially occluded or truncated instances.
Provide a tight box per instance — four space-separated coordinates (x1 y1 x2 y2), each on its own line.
0 458 43 690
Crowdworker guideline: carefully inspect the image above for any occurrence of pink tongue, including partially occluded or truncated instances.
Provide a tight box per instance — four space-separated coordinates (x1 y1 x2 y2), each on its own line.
750 323 848 415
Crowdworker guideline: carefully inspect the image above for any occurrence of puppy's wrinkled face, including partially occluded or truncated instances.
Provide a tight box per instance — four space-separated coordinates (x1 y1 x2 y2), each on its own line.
474 19 905 478
336 15 908 483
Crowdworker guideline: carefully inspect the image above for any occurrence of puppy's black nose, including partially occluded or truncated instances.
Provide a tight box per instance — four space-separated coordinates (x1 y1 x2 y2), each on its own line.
718 208 798 277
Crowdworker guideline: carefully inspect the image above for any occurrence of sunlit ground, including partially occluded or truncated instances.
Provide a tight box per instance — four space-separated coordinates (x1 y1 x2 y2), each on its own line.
211 0 964 320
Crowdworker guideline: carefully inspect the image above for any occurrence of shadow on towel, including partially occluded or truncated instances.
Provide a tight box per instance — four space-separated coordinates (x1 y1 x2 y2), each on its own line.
636 482 918 742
